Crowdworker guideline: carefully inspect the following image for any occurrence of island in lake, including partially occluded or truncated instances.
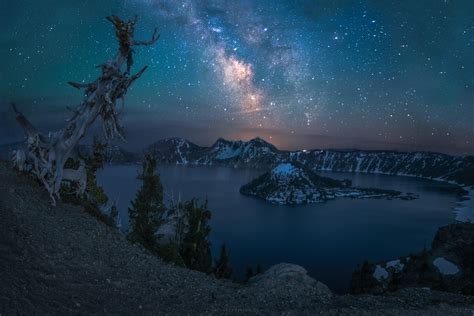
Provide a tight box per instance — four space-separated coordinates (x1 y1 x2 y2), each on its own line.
240 162 418 204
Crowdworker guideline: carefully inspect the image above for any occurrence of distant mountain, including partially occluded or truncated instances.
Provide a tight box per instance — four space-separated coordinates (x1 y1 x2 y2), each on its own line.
4 137 473 187
76 144 140 165
147 137 208 164
239 162 415 204
291 150 474 187
147 137 280 169
146 137 474 187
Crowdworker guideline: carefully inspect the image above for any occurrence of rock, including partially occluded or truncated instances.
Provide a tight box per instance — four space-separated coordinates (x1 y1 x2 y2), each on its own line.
249 263 332 300
250 263 314 285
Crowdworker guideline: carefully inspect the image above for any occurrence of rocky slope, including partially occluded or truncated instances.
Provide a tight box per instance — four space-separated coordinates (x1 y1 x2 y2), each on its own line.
2 161 474 314
240 162 416 204
351 223 474 296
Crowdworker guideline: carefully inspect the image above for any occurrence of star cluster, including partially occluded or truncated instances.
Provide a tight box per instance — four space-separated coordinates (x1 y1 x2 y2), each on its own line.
1 0 473 154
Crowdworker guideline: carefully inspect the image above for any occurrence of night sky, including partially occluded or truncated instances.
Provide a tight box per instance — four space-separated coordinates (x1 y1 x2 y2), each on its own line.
1 0 473 154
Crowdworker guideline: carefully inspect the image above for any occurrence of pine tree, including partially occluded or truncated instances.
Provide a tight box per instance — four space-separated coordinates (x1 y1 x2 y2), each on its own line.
110 201 120 228
128 153 165 251
85 136 108 205
180 199 213 273
157 240 185 266
87 136 107 173
61 136 116 226
244 266 254 282
255 263 263 275
214 244 233 279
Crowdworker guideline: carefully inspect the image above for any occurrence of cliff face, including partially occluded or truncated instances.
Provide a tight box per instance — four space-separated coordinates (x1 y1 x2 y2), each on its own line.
292 150 474 186
1 161 474 314
351 223 474 295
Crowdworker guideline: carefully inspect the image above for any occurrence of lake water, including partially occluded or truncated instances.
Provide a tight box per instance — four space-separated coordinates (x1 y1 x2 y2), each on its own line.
97 164 458 293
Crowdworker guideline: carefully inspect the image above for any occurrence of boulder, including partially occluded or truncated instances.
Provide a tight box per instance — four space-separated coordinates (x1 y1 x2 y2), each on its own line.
248 263 332 303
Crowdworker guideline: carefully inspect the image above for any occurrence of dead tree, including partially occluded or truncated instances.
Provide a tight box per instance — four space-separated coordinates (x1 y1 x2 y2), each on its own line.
11 15 159 205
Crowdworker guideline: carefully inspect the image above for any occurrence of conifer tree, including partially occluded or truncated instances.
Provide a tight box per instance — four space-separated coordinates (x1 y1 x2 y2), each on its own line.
180 199 212 273
84 137 108 205
61 136 116 226
244 266 254 282
255 263 263 275
158 240 185 266
128 153 165 251
214 244 233 279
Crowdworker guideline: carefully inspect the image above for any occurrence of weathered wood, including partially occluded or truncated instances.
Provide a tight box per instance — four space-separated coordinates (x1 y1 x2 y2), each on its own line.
12 16 159 205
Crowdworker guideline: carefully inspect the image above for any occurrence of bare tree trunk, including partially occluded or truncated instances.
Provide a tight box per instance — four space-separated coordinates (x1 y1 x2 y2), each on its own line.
12 15 159 205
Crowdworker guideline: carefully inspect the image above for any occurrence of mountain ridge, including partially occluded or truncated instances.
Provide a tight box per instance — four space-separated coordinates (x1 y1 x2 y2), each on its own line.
146 137 474 187
3 137 473 186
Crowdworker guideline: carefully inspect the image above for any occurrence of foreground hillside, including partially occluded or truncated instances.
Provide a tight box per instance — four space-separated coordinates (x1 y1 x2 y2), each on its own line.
1 161 474 314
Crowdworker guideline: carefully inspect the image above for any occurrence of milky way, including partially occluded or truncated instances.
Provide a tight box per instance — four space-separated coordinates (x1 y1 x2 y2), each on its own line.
1 0 473 154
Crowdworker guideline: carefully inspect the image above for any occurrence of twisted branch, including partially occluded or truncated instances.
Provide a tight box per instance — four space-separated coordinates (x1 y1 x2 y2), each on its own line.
12 16 160 205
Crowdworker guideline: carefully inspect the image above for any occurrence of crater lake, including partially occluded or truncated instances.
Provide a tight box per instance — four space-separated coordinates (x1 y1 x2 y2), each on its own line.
97 164 459 293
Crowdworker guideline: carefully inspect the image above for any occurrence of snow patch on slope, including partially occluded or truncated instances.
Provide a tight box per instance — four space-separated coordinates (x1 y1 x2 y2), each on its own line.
433 257 460 275
272 163 298 176
373 265 389 281
386 259 404 272
216 146 242 160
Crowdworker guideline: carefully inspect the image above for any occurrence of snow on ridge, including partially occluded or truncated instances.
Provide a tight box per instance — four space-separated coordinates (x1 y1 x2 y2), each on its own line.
372 259 407 281
212 141 242 160
386 259 404 272
433 257 460 275
216 146 241 160
272 163 298 176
